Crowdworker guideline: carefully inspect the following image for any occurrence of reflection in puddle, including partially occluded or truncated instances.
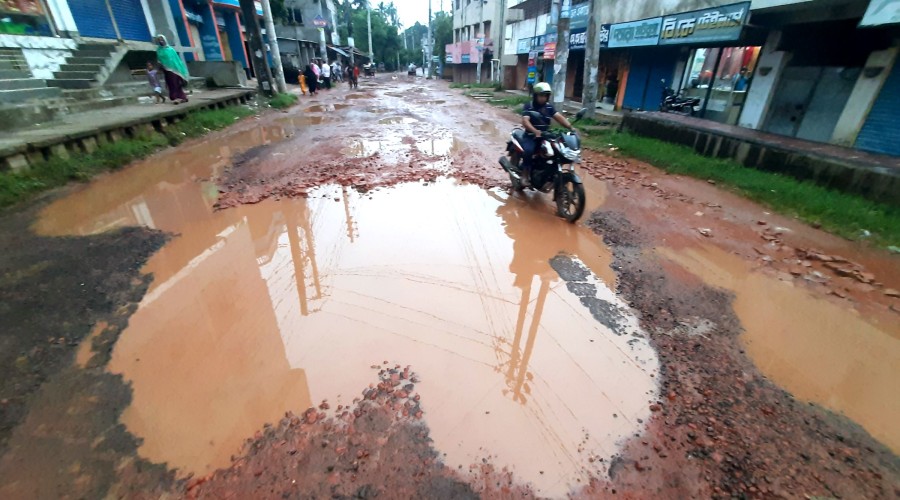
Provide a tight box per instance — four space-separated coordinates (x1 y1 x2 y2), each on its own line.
416 136 460 156
340 138 395 157
305 103 350 113
378 116 419 125
658 245 900 453
37 138 658 495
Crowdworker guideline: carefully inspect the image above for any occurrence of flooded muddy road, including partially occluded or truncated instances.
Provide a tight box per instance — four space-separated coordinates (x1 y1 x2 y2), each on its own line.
1 76 898 499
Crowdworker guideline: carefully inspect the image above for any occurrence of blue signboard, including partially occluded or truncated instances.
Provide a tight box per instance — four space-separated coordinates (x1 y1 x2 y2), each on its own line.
461 54 470 63
603 17 662 48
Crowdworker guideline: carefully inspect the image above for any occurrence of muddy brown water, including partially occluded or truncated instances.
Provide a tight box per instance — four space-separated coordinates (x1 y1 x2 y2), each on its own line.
658 245 900 452
30 78 900 495
35 122 658 496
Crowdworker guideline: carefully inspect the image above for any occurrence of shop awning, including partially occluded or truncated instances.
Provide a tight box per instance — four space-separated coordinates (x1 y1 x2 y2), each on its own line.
328 46 351 57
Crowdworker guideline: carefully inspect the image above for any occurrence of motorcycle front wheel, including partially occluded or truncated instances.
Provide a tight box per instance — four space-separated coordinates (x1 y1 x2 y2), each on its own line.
555 176 586 223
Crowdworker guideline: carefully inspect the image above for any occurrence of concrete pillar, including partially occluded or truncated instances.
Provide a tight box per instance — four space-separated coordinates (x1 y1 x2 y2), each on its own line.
226 11 249 69
45 0 78 35
81 137 99 154
738 30 789 130
831 47 899 146
5 154 29 173
199 4 225 61
49 143 70 159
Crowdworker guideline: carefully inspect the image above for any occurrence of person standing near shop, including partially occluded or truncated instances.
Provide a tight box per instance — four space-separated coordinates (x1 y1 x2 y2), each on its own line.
321 60 332 90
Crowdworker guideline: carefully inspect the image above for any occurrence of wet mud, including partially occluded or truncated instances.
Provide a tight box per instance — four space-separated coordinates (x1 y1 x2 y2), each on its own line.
187 366 533 499
0 203 168 498
582 210 900 498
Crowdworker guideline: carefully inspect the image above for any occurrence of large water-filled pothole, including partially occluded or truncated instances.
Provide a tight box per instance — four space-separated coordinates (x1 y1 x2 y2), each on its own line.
37 145 659 495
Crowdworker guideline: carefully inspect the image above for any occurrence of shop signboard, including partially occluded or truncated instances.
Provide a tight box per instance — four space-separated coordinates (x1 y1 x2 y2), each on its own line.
517 37 531 54
313 15 327 28
658 2 749 45
602 17 662 48
544 42 557 60
527 51 538 84
462 53 470 63
569 28 587 51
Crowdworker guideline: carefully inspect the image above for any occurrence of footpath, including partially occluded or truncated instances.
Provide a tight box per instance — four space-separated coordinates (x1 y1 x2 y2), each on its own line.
1 88 255 171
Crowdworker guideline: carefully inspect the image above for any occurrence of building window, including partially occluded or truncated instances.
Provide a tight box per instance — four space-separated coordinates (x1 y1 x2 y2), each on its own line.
288 7 303 25
682 46 761 125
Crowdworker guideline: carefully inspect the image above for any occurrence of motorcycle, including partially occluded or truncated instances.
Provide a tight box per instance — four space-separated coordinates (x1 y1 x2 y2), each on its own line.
660 80 701 116
498 109 587 223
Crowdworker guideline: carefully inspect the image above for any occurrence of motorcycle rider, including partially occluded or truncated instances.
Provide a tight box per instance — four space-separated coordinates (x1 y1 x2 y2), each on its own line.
520 82 576 187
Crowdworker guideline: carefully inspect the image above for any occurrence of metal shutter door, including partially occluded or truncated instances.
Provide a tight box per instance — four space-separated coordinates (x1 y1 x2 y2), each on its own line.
69 0 150 41
69 0 118 39
856 63 900 157
111 0 151 41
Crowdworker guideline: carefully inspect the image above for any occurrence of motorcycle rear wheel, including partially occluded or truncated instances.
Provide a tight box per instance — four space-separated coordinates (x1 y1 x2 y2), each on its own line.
556 177 586 223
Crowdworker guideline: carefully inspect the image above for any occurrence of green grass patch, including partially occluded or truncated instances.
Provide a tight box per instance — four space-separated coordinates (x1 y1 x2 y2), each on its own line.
269 92 299 109
0 106 255 209
487 95 530 112
583 130 900 248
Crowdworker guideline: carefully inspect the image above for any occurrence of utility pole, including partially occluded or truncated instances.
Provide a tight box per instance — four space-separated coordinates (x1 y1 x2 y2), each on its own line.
366 4 374 63
475 0 483 84
260 0 286 93
318 0 328 61
345 0 355 67
427 0 434 78
581 0 602 118
239 0 274 96
551 0 570 107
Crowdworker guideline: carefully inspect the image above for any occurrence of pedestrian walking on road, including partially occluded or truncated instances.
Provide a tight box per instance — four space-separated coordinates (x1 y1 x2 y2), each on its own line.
346 65 354 89
322 60 332 90
155 34 189 104
146 61 165 104
303 65 318 95
352 64 360 89
332 60 342 83
311 60 321 85
299 71 308 95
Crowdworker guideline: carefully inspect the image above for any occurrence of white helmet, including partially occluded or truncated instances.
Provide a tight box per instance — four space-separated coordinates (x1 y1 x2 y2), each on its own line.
533 82 552 94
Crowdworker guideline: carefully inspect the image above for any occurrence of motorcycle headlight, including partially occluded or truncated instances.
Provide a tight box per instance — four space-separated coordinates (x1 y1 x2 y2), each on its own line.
561 147 582 162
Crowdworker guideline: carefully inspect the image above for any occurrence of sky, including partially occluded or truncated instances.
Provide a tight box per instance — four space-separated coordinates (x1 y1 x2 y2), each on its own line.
390 0 448 28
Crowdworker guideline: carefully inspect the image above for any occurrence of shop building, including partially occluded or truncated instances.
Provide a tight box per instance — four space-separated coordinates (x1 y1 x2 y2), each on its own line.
502 0 551 90
590 0 900 156
446 0 505 83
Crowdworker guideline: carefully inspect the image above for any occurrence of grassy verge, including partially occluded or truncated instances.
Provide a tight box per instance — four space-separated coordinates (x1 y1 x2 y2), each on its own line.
269 92 299 109
487 95 530 112
582 130 900 248
0 106 255 209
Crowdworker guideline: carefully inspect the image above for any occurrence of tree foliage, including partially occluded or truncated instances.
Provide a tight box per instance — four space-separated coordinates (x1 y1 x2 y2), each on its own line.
332 2 452 72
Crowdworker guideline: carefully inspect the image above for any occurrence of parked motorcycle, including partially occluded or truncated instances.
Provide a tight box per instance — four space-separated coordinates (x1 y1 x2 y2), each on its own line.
660 80 701 116
498 109 587 223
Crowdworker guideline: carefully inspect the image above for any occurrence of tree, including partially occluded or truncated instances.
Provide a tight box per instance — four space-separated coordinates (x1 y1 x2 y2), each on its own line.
433 11 452 62
338 6 404 71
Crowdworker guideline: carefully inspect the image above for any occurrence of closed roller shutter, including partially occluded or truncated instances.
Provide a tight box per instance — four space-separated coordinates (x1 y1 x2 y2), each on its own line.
70 0 151 41
856 63 900 157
